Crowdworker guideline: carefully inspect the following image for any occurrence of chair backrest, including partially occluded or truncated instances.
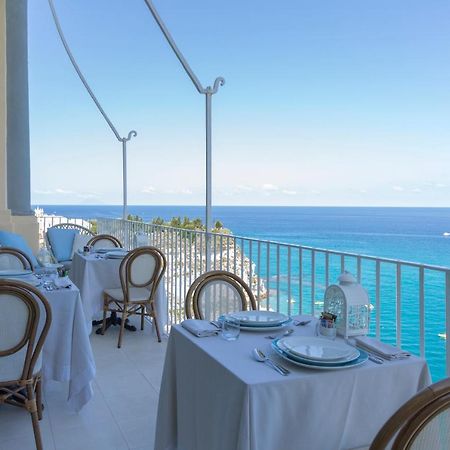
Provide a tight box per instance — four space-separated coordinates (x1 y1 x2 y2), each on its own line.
0 247 33 271
370 377 450 450
119 246 166 303
87 234 123 249
185 270 257 321
0 280 52 383
46 223 95 262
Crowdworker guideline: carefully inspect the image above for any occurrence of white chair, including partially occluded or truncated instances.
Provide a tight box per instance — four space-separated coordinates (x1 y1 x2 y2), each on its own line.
101 246 166 347
370 377 450 449
0 247 34 271
0 280 52 450
185 270 257 321
87 234 123 249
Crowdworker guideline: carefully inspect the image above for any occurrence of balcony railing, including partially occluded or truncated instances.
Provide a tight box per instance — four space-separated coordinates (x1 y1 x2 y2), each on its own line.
96 218 449 380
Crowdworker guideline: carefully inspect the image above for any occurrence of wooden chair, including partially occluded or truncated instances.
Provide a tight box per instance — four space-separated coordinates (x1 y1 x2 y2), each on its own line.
0 280 52 450
101 246 166 348
87 234 123 249
370 377 450 450
185 270 257 321
0 247 34 271
45 223 94 264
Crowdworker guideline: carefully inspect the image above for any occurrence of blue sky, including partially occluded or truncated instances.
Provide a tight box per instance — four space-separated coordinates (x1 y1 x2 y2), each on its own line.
29 0 450 206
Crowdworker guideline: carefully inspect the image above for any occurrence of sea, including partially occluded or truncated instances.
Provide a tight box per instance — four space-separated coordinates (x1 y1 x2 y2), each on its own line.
36 205 450 380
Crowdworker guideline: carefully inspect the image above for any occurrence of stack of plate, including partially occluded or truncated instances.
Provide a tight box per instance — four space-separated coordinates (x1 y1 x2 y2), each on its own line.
105 249 128 259
0 269 33 278
272 336 368 370
221 311 291 331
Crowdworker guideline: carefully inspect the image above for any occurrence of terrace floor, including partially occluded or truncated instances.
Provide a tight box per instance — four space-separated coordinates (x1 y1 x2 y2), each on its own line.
0 317 166 450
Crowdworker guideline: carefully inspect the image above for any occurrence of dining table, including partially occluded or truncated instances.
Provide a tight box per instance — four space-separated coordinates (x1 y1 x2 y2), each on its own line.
1 272 96 412
155 315 431 450
70 251 168 334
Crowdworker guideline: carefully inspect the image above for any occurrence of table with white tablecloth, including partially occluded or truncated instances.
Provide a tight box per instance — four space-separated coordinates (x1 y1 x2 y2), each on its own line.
155 317 431 450
70 252 168 334
41 284 96 412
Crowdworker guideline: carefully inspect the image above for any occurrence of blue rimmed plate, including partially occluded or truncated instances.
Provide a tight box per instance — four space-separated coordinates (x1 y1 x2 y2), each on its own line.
226 311 290 327
272 339 368 370
0 269 33 277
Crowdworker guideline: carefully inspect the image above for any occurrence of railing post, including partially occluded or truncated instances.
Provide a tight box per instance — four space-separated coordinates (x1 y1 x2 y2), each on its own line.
446 271 450 376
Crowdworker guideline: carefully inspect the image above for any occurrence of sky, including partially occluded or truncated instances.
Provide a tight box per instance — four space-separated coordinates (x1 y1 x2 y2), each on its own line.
28 0 450 207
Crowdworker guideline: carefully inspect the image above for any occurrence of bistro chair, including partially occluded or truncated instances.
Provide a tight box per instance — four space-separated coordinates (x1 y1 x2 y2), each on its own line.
370 377 450 450
0 280 52 450
45 223 94 268
185 270 257 321
87 234 123 249
0 247 34 271
101 246 166 348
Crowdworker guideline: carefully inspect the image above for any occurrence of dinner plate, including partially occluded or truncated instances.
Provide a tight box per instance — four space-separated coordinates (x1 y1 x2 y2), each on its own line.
280 336 358 362
95 248 123 254
272 340 368 370
228 311 290 326
0 275 41 287
105 250 128 259
0 269 33 277
275 339 360 365
240 322 292 332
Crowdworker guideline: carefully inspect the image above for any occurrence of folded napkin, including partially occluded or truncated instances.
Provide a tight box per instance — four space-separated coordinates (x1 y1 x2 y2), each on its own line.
181 319 219 338
354 336 410 360
54 276 72 289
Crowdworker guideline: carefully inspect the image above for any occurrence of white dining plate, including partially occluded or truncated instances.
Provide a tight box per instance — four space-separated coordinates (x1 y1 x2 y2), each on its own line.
240 322 292 332
228 311 289 326
95 248 121 254
0 269 33 277
272 341 368 370
279 336 358 362
105 250 128 259
276 339 360 365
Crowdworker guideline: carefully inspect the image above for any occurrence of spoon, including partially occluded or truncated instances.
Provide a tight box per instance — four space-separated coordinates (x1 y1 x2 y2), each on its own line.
253 348 290 376
265 328 294 339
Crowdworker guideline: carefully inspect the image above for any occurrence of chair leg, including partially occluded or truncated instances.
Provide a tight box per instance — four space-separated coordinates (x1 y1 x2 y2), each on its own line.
118 309 127 348
101 295 108 335
140 305 145 331
151 304 161 343
36 377 43 420
26 384 43 450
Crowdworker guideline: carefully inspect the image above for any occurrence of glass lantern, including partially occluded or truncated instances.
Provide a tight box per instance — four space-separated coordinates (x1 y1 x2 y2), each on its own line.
324 272 370 338
36 246 54 267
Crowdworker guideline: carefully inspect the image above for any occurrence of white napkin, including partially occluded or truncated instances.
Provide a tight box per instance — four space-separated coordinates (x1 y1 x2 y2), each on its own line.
354 336 410 360
181 319 219 338
54 276 72 289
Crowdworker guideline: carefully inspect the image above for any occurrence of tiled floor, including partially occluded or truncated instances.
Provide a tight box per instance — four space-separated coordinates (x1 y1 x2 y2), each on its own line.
0 317 167 450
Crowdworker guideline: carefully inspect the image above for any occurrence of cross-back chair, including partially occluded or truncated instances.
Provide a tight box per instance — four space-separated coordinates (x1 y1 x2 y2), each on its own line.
185 270 257 321
0 247 34 271
0 280 52 450
87 234 123 249
370 377 450 450
102 246 166 347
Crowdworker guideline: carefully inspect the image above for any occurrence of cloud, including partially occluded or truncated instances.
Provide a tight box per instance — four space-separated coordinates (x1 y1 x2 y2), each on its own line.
411 188 422 193
236 184 254 192
55 188 75 194
435 183 447 188
34 189 54 195
311 189 321 195
360 189 367 194
262 184 279 192
392 185 404 192
281 189 297 195
181 188 193 195
142 186 156 194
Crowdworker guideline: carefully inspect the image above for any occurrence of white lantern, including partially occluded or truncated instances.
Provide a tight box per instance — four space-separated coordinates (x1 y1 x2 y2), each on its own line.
323 272 370 339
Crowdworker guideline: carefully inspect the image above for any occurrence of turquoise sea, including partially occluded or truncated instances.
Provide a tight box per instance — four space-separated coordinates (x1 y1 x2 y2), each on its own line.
36 205 450 380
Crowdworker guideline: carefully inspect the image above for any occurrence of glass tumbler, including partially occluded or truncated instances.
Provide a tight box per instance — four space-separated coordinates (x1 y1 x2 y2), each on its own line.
221 317 240 341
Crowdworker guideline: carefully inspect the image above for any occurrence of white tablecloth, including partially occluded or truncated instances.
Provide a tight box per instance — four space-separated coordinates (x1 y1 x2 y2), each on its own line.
70 252 168 334
155 316 431 450
42 284 95 412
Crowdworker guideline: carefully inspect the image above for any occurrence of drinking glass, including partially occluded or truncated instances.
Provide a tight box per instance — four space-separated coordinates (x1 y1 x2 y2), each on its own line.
221 317 240 341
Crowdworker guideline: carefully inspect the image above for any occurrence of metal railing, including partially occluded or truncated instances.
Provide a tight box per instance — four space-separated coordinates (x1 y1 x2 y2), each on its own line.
97 217 450 380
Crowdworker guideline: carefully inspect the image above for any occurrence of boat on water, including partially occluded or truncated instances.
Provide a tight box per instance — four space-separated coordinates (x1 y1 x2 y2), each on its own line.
438 333 446 340
443 232 450 237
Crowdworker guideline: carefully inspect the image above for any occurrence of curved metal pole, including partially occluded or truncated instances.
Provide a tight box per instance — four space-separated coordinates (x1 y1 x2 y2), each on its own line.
48 0 137 219
143 0 225 268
